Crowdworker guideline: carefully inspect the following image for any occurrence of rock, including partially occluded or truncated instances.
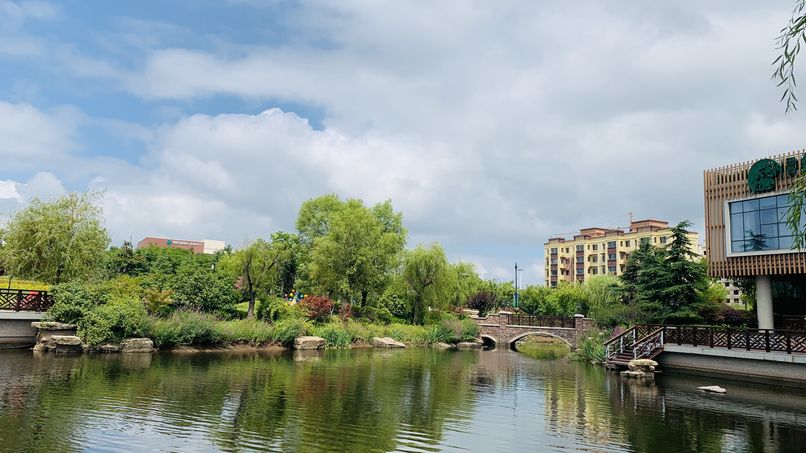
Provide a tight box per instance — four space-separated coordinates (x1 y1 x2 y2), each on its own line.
97 343 121 353
698 385 727 394
627 359 658 374
621 370 652 379
31 321 77 330
372 337 406 348
293 336 325 350
456 340 483 350
120 338 154 353
46 335 83 353
431 342 456 350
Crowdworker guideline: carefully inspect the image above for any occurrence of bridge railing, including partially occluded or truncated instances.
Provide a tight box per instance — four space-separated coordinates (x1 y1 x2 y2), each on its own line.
505 314 575 328
0 288 54 312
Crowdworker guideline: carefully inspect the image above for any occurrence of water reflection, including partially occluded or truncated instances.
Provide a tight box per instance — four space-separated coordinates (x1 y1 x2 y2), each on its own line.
0 349 804 452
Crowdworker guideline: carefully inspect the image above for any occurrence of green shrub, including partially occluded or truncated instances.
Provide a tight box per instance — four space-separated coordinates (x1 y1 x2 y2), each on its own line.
149 310 219 347
459 318 480 341
574 334 606 364
256 298 303 322
214 319 275 344
353 306 394 325
78 296 149 346
346 320 385 342
50 281 110 324
311 323 353 348
272 317 310 345
385 323 429 345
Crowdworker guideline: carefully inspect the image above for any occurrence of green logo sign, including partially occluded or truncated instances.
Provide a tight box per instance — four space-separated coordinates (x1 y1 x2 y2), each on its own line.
748 159 782 193
166 239 173 246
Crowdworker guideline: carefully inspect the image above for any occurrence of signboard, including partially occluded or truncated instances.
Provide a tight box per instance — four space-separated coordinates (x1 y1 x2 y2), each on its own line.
748 155 805 193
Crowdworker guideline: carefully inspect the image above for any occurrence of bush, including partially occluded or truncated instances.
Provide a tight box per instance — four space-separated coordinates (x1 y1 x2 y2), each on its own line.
311 323 354 348
170 262 240 314
149 310 219 347
467 291 497 317
353 306 394 325
707 304 754 327
256 297 303 322
574 333 607 364
142 287 174 316
214 319 275 344
272 317 310 345
298 296 334 323
50 281 110 324
378 289 410 320
78 296 149 346
385 323 429 345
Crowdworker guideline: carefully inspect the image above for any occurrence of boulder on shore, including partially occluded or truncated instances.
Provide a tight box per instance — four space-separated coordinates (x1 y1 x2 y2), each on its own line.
431 342 456 350
372 337 406 348
46 335 83 353
456 340 483 350
120 338 154 353
293 336 325 350
698 385 727 394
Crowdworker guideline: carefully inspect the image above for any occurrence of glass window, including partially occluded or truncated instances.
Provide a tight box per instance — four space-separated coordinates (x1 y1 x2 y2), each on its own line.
660 236 667 244
608 265 616 273
607 241 616 248
608 253 616 260
576 245 584 252
550 248 557 254
728 193 799 254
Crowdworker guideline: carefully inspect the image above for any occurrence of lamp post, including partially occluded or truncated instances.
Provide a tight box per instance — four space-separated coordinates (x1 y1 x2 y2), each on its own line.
514 262 524 309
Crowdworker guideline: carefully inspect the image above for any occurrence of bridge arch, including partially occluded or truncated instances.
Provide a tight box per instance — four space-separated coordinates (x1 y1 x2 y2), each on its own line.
480 335 497 349
508 331 574 350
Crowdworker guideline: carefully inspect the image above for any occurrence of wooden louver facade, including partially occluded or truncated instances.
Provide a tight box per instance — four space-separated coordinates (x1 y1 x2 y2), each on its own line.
704 149 806 278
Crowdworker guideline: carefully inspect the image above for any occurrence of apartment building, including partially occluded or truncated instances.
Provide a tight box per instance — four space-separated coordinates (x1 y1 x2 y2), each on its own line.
543 219 700 287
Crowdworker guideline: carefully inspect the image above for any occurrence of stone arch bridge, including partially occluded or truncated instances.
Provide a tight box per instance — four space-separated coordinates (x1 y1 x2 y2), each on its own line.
471 312 595 349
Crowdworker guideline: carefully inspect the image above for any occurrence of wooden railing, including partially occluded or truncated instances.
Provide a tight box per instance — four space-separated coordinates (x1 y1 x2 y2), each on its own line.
605 324 806 363
0 289 54 312
505 314 575 328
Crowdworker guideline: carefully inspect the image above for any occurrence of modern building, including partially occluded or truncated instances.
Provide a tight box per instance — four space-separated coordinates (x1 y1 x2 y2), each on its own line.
137 237 226 255
704 149 806 330
544 219 700 287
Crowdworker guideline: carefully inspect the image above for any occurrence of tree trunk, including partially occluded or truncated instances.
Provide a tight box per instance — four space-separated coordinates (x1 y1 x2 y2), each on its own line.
361 290 368 307
247 295 256 319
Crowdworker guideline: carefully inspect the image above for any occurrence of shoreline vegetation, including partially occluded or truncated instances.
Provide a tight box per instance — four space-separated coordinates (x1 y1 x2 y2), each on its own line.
2 193 746 363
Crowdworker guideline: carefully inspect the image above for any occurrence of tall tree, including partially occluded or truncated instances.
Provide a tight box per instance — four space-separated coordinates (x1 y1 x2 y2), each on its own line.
402 244 452 324
308 199 406 305
1 193 110 284
658 221 708 321
295 194 344 247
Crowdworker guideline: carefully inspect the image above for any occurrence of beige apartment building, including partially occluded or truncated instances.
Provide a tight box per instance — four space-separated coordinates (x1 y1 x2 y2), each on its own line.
544 219 700 287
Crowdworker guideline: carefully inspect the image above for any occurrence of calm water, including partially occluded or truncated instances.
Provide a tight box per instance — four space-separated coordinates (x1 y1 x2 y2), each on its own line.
0 348 804 453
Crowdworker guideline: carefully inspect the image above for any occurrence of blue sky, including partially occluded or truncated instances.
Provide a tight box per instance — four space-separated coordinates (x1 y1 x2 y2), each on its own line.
1 0 805 284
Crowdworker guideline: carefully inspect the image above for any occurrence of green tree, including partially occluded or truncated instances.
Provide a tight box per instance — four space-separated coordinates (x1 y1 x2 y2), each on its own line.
402 244 452 324
106 241 146 276
582 275 628 327
171 256 240 314
448 262 482 309
295 194 344 247
518 284 552 315
308 199 406 305
1 193 110 284
659 221 708 322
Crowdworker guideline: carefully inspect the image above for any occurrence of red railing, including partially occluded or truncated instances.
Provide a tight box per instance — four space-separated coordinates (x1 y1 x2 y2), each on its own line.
505 314 575 328
0 289 54 312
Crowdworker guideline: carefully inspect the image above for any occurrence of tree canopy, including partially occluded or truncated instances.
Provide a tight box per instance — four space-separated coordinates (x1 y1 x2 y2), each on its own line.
1 193 110 284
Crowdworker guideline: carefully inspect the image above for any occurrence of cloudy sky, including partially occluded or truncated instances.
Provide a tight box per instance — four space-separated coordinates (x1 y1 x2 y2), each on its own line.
1 0 804 284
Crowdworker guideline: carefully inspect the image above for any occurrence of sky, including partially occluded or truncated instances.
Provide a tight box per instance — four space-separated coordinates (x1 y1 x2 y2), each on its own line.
1 0 805 285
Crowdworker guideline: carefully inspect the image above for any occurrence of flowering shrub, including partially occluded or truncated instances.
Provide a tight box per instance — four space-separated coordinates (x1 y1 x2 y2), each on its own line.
299 296 334 322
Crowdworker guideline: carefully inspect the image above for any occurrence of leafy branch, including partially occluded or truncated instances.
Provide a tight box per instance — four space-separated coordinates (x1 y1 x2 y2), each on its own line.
773 0 806 113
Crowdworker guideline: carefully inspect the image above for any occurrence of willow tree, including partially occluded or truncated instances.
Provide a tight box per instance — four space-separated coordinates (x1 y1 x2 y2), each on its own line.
1 193 110 284
402 244 452 324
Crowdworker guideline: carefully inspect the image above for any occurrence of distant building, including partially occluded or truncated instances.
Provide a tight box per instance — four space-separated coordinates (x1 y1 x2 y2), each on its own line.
543 219 700 287
137 237 225 255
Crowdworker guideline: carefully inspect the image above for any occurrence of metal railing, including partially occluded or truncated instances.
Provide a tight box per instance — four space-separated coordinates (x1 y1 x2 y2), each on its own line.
0 288 54 312
505 314 575 328
604 326 637 360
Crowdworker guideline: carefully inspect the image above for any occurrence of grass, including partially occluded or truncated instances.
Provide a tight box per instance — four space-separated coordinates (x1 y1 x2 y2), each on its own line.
0 277 49 291
515 336 571 360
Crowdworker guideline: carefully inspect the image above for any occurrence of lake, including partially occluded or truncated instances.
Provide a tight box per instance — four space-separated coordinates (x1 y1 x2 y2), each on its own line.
0 348 804 452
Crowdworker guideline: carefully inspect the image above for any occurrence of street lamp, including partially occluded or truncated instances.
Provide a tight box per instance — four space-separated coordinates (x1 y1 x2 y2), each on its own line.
514 262 524 309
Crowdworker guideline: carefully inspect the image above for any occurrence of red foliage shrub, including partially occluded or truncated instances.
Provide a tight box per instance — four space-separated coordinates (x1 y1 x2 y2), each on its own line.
338 303 353 322
299 296 334 322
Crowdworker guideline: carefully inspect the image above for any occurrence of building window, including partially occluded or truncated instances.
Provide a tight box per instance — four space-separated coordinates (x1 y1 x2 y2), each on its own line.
728 193 801 254
590 255 598 263
576 267 584 274
607 241 616 248
592 268 598 275
640 237 650 246
733 290 739 295
660 236 667 244
576 245 584 252
608 265 616 273
608 253 616 260
550 258 557 264
551 247 558 254
592 244 598 251
576 256 583 264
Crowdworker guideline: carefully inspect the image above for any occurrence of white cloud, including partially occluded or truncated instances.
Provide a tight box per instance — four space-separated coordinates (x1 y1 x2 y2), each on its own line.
0 101 75 161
